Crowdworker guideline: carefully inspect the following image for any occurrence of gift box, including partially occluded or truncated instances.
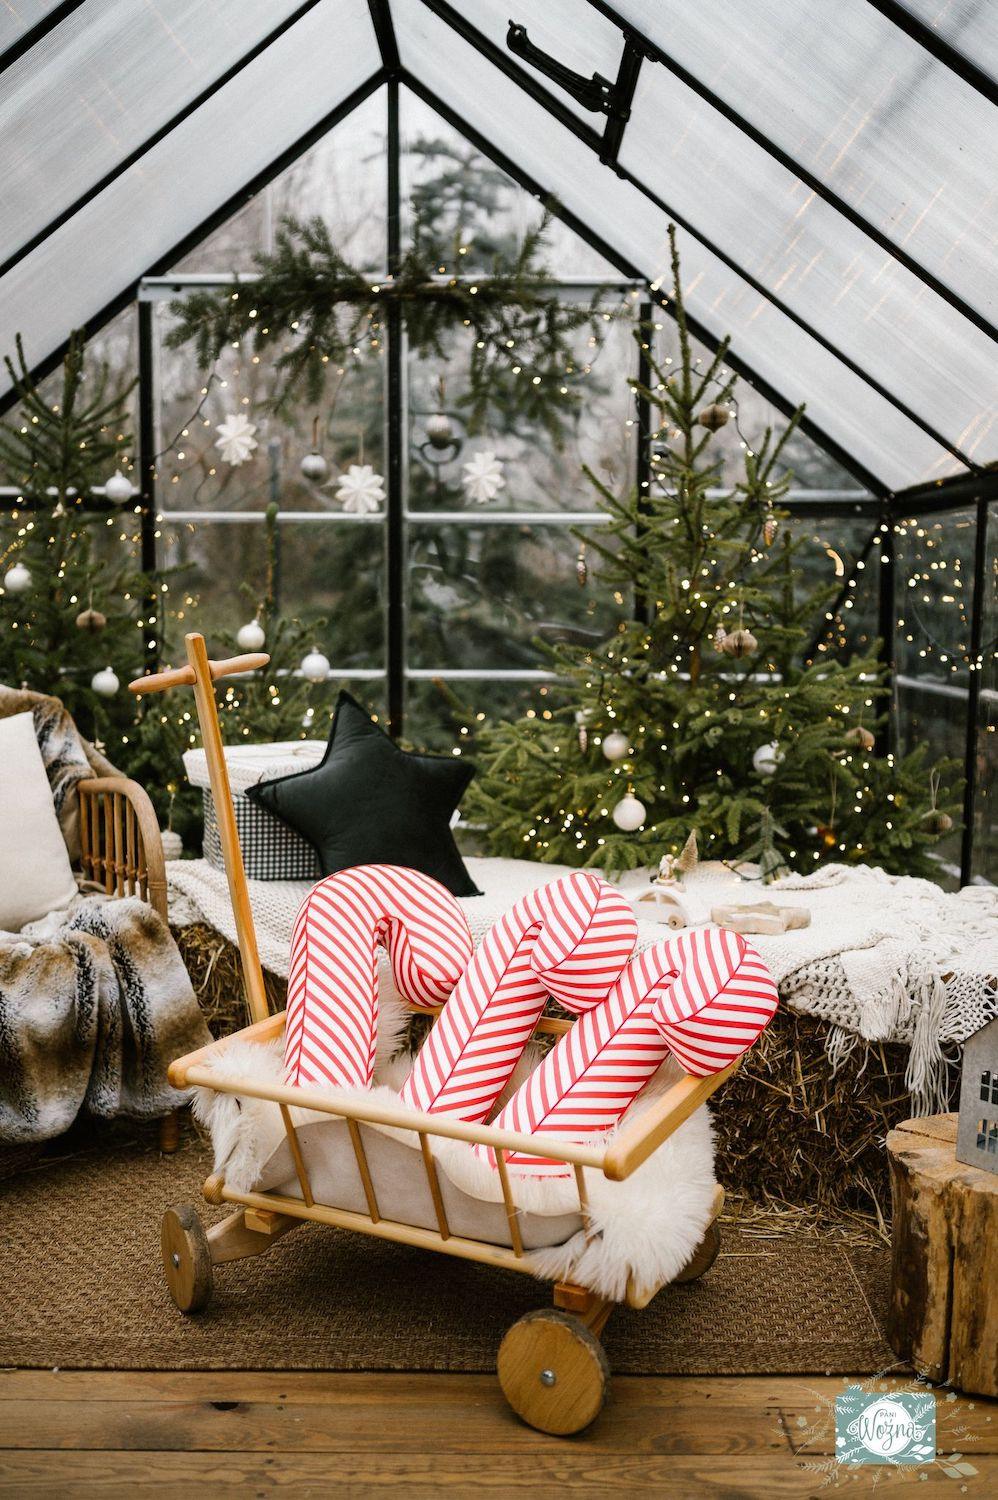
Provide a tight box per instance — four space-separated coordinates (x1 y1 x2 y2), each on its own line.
183 741 326 881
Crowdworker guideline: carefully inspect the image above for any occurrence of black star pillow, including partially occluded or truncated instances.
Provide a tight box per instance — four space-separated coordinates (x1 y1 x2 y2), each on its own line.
245 691 480 897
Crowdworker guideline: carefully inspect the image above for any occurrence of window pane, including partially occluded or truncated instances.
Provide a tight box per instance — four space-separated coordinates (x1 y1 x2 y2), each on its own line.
405 676 569 753
972 501 997 882
406 520 620 670
153 302 384 515
900 0 998 83
161 517 384 670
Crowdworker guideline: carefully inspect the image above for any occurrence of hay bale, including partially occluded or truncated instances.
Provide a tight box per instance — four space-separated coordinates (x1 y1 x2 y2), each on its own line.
173 925 934 1222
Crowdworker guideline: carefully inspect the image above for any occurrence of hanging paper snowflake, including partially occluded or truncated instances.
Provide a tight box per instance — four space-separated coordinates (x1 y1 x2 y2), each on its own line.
214 413 258 466
461 450 505 505
335 463 385 514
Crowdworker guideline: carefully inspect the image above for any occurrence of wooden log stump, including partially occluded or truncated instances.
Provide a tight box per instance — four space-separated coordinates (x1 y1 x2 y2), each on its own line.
887 1114 998 1397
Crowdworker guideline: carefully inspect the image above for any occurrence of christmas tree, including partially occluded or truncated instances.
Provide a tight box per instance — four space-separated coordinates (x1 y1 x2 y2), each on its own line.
0 330 145 744
464 228 957 880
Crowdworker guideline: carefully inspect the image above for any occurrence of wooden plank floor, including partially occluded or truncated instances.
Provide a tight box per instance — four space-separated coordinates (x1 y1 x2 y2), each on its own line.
0 1370 995 1497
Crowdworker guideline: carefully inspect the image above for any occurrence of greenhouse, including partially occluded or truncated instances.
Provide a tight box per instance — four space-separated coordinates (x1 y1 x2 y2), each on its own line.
1 2 997 1487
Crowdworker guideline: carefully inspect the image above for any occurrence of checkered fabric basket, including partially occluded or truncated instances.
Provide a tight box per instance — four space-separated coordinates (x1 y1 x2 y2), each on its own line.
183 742 326 882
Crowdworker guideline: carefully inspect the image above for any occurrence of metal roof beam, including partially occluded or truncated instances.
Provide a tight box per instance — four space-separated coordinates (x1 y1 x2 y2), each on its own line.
367 0 401 75
0 0 84 77
419 0 976 472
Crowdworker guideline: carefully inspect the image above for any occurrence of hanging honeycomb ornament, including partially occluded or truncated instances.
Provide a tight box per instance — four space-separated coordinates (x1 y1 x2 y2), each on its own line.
845 724 875 751
696 403 730 431
712 624 728 653
921 770 953 834
720 626 758 658
75 606 107 632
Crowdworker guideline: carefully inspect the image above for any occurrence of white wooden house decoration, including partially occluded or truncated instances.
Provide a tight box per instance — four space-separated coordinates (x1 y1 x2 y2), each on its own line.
956 1017 998 1177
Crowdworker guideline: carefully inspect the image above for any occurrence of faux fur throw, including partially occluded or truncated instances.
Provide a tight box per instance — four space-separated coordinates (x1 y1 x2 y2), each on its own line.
0 894 210 1144
0 685 117 863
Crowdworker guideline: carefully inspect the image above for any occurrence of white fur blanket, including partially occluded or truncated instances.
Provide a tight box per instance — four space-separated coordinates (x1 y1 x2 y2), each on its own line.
168 855 998 1113
0 894 210 1144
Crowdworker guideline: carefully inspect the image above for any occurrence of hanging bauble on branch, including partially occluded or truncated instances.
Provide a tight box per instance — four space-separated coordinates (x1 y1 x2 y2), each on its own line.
75 605 106 632
763 507 778 547
237 615 266 652
300 415 329 482
300 647 331 683
91 666 120 697
103 469 134 504
425 375 454 449
3 561 32 593
719 626 758 658
697 402 730 431
215 413 258 466
601 729 630 762
845 724 875 751
576 543 588 587
921 770 954 835
462 450 505 505
612 786 647 831
575 708 590 754
752 741 784 777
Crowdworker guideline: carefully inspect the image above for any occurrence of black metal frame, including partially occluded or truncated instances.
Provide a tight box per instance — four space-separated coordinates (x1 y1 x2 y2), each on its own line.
2 0 993 880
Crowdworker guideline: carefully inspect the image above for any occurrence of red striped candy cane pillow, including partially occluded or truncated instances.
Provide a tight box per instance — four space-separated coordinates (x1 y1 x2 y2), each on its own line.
284 865 473 1091
480 927 778 1175
400 871 637 1124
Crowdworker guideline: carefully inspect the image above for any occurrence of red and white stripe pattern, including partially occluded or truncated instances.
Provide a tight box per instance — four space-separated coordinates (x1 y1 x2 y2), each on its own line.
481 927 779 1175
284 865 473 1091
401 872 637 1124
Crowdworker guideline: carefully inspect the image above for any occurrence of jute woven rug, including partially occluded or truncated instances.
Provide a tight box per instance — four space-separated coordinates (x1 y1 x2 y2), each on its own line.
0 1128 897 1374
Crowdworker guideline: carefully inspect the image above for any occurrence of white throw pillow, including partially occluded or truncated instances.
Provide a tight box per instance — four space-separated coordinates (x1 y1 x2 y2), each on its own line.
0 711 78 932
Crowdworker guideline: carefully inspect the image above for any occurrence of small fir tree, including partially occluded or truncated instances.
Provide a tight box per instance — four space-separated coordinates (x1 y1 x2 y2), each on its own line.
464 228 957 880
0 331 145 743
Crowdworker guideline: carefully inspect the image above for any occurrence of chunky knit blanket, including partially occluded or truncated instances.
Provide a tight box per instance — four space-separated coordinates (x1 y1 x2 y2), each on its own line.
167 856 998 1116
0 894 211 1144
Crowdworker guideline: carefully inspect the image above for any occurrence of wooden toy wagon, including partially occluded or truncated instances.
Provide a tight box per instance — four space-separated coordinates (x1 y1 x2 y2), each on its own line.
132 634 740 1437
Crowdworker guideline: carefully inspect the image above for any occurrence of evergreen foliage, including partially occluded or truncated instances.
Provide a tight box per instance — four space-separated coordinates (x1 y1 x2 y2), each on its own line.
464 229 959 880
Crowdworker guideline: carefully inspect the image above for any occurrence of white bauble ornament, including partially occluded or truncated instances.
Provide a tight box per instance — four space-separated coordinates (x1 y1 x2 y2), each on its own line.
300 450 329 482
426 412 454 448
160 829 184 861
215 413 258 466
612 791 647 832
752 741 784 777
236 618 266 651
91 666 120 698
601 729 630 762
335 463 385 514
103 469 134 504
3 561 32 593
461 449 505 504
300 648 331 683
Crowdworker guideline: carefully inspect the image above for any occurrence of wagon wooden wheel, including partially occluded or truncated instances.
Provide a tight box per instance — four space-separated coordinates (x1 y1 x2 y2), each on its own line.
672 1218 722 1284
497 1308 610 1435
161 1204 213 1313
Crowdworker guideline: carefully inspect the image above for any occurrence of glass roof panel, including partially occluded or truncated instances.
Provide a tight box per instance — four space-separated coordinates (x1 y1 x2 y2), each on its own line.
899 0 998 82
392 0 957 489
0 1 379 401
613 0 998 329
0 0 313 268
0 1 63 52
448 0 623 121
620 62 997 464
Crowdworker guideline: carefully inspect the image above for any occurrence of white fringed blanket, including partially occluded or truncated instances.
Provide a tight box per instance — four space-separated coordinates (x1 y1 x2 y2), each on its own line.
168 856 998 1114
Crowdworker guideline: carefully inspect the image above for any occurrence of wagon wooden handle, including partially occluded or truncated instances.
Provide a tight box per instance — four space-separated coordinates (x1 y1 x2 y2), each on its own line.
128 652 269 695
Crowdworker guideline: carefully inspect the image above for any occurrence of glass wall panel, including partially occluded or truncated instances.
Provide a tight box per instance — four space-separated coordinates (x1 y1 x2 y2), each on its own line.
160 517 385 670
406 519 620 671
0 0 313 267
0 1 380 401
612 0 998 326
405 676 569 754
972 503 997 882
0 2 62 51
